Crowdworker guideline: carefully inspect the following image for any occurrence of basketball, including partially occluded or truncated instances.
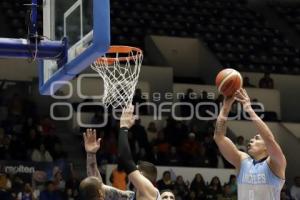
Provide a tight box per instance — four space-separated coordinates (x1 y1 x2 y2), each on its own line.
215 68 243 97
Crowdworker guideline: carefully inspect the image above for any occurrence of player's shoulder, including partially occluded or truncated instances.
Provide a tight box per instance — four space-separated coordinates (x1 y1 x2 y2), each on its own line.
237 152 251 170
147 187 160 199
136 188 160 200
155 189 162 200
239 151 250 161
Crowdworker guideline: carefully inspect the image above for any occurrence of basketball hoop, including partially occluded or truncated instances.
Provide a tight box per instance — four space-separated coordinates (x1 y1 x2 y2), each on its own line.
91 46 143 108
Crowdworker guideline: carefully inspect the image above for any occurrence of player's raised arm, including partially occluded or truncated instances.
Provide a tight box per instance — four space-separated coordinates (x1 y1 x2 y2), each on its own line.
118 105 158 198
214 95 248 169
83 129 102 180
235 88 286 179
82 129 135 199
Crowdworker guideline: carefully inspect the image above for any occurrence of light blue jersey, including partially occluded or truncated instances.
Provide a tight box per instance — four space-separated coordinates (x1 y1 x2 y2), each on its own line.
237 157 285 200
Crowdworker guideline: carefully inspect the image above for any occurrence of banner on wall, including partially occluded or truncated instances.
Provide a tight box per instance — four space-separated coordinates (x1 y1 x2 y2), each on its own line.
0 160 70 183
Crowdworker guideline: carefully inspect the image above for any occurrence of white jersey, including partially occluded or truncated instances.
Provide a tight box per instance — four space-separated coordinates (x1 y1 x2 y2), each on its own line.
237 157 284 200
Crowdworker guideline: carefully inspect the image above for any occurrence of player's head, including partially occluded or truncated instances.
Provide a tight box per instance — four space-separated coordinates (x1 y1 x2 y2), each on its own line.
79 176 104 200
160 189 175 200
137 161 157 183
247 134 268 158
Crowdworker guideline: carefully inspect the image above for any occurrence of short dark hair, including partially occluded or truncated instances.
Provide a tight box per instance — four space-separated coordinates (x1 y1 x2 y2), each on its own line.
137 161 157 183
79 177 104 200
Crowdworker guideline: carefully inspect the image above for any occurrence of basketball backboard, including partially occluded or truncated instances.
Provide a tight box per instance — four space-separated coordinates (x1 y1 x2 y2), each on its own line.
40 0 110 95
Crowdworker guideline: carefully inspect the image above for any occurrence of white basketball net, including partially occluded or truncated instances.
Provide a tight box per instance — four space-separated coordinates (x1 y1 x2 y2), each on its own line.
91 47 143 108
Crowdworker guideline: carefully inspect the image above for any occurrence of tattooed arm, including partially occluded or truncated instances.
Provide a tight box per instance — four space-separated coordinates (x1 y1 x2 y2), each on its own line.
86 153 101 179
84 129 102 180
213 96 248 169
83 129 136 199
103 185 135 199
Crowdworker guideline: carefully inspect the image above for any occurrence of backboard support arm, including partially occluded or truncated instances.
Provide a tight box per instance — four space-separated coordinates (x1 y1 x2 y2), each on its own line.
0 38 67 64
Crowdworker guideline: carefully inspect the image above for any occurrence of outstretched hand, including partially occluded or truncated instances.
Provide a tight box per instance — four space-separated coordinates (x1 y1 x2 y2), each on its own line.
83 129 101 154
120 105 137 129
